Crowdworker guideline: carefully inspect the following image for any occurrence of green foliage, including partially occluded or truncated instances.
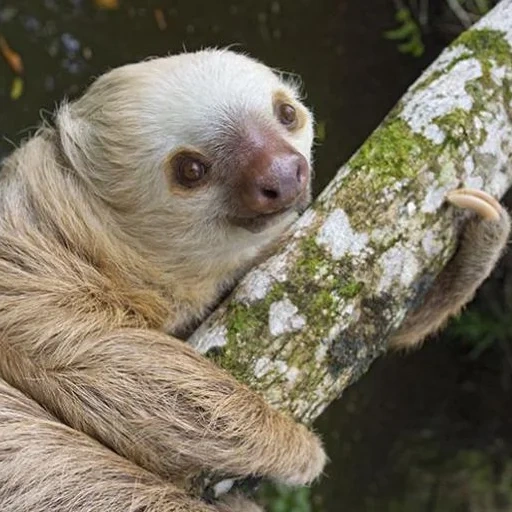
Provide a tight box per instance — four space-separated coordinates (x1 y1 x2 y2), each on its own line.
456 28 512 68
315 120 327 143
384 8 425 58
459 0 492 15
365 442 512 512
258 482 315 512
384 1 499 58
447 308 512 359
349 116 434 188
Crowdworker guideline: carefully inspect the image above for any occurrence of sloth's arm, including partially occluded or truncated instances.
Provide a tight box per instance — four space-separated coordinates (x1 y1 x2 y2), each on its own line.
0 234 324 486
0 377 225 512
0 377 267 512
5 329 324 485
390 188 510 349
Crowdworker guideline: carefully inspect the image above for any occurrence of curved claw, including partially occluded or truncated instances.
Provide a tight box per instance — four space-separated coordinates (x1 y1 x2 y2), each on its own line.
446 188 502 222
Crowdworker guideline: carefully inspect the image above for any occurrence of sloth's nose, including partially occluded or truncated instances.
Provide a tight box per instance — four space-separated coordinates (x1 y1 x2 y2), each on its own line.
242 150 309 215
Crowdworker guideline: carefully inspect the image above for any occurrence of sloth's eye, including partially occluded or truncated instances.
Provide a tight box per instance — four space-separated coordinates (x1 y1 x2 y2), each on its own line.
180 160 206 183
276 102 298 129
172 153 210 188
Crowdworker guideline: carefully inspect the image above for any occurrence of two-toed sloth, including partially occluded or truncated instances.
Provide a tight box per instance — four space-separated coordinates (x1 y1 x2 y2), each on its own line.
0 49 509 511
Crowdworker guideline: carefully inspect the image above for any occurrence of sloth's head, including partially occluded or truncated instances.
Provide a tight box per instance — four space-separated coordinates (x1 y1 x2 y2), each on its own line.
57 49 314 272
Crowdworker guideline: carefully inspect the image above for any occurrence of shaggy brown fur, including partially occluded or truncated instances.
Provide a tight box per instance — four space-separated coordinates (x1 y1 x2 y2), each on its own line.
0 48 508 511
390 189 510 349
0 49 324 511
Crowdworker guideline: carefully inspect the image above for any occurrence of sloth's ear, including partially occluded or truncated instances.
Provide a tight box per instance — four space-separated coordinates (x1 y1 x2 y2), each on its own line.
55 102 102 187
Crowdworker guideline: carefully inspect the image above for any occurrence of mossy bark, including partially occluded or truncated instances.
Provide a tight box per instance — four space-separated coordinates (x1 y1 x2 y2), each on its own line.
190 0 512 426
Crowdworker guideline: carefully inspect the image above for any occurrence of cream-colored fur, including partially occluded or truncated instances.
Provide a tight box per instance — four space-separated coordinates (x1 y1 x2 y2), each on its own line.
390 188 510 349
0 49 322 512
0 48 508 512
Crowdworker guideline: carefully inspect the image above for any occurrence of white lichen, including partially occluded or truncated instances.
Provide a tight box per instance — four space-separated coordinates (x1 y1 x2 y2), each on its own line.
475 0 512 46
490 170 510 197
422 183 453 213
422 231 443 258
421 163 459 213
401 58 483 144
285 367 300 385
479 109 508 159
357 345 368 359
371 228 386 243
213 479 235 497
320 305 358 347
316 208 369 260
315 342 329 363
268 298 306 337
189 325 228 354
254 356 292 381
237 248 293 304
254 357 272 378
463 174 483 189
318 165 352 201
265 250 291 282
463 154 476 176
274 360 289 374
490 63 508 85
292 208 317 237
475 106 512 197
377 245 419 292
415 45 467 86
236 269 274 304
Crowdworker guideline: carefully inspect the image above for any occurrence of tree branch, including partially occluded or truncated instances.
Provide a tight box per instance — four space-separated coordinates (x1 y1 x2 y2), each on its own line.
190 0 512 425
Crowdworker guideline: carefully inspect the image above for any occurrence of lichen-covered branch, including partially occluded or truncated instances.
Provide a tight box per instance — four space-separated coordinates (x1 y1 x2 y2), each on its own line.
190 0 512 425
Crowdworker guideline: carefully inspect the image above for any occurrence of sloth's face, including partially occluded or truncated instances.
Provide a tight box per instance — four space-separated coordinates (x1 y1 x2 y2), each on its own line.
66 49 314 250
155 50 315 234
165 98 312 234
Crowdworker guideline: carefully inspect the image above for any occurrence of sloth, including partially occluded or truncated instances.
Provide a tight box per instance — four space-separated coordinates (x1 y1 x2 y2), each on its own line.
0 48 508 512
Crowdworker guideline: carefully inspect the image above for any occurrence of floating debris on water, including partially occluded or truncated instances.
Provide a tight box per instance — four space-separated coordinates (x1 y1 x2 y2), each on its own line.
10 76 24 100
0 36 24 74
154 8 167 31
93 0 119 10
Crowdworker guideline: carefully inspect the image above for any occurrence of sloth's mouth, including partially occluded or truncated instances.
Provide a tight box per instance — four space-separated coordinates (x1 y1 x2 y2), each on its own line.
230 208 294 233
229 194 310 234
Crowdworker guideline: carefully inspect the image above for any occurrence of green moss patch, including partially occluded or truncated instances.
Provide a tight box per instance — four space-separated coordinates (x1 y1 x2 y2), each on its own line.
349 117 434 189
457 28 512 69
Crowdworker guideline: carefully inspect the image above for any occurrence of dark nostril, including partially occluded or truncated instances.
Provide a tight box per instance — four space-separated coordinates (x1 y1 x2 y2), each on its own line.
262 188 279 200
296 164 303 183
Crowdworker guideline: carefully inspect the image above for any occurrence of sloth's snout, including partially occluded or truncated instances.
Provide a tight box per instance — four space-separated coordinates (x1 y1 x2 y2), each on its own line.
241 148 309 216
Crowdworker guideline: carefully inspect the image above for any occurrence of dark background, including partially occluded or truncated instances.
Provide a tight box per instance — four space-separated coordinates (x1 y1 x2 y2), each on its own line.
1 1 510 510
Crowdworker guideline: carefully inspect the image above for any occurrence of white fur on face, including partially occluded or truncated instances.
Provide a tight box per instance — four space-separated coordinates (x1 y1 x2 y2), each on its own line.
116 49 314 167
57 49 315 274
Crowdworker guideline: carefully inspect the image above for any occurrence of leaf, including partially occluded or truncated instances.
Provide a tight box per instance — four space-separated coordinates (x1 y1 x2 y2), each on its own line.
93 0 119 10
154 8 167 31
0 36 24 74
10 76 24 101
315 120 327 142
383 7 425 58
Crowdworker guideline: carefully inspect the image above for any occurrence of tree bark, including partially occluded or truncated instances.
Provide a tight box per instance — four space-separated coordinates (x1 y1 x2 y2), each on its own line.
189 0 512 425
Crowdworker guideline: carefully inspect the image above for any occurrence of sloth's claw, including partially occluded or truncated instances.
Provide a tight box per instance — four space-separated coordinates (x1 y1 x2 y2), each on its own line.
446 188 502 222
